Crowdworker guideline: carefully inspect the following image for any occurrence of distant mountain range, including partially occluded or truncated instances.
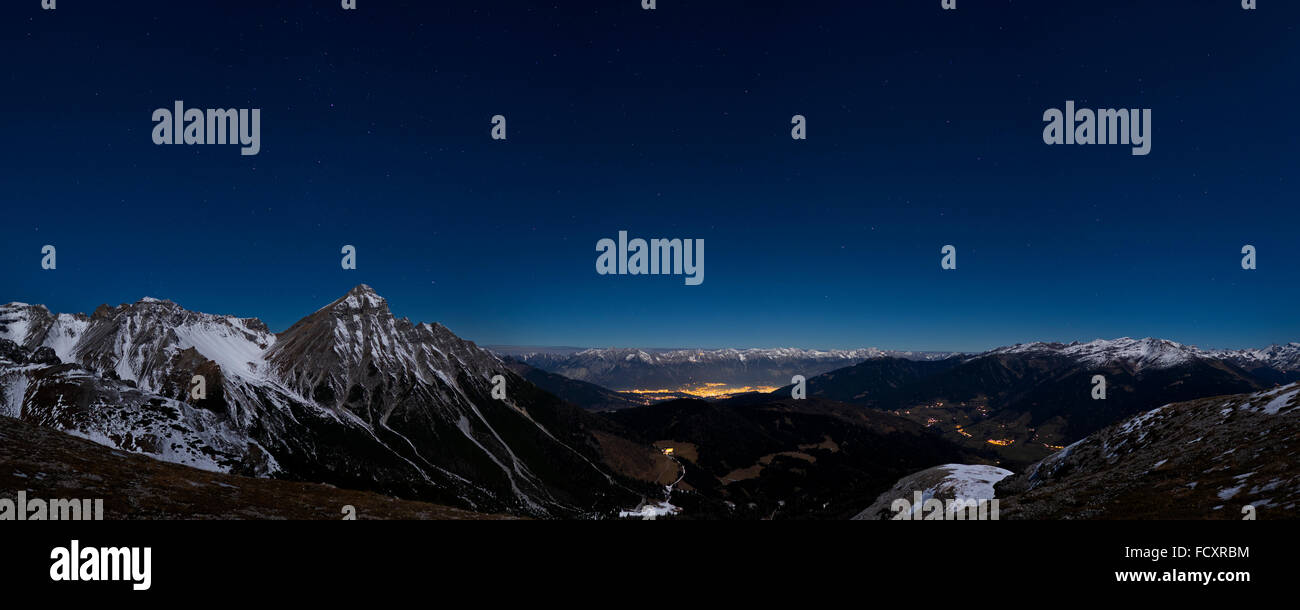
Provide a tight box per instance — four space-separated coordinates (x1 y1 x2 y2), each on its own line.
499 346 960 392
987 337 1300 375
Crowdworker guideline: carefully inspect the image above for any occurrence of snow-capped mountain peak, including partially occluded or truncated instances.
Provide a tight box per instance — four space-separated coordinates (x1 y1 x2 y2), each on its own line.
988 337 1201 370
2 287 648 517
985 337 1300 373
321 284 389 314
1205 343 1300 372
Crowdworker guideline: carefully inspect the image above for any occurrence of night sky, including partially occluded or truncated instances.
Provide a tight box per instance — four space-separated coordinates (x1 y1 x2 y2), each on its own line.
2 0 1297 352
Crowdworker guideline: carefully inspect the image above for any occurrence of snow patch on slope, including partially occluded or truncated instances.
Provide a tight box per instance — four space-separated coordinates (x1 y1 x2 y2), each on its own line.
1250 383 1298 415
172 318 274 381
2 373 27 418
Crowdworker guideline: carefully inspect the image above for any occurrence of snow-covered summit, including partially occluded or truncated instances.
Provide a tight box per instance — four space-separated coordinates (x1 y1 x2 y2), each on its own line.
323 284 388 314
986 337 1300 372
988 337 1199 370
1 287 638 518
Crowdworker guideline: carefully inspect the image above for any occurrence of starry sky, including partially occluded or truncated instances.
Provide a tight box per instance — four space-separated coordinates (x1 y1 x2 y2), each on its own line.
1 0 1298 352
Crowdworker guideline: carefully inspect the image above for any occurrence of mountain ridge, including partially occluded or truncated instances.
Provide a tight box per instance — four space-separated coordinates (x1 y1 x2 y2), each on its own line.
0 285 665 518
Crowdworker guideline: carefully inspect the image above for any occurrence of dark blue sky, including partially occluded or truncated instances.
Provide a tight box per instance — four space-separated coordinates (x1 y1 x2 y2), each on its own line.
2 1 1297 352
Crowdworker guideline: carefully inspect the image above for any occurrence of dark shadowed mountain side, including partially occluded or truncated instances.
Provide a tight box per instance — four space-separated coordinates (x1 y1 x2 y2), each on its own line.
779 339 1296 466
0 415 517 520
501 358 645 411
607 396 992 519
0 286 669 519
775 356 964 404
994 384 1300 519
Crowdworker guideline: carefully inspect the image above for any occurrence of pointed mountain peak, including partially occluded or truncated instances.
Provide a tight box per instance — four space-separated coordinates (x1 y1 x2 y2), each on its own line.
324 284 389 315
133 296 179 308
348 283 379 296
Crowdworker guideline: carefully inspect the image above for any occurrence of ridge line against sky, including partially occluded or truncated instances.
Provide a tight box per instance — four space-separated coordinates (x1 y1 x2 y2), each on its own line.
4 291 1296 356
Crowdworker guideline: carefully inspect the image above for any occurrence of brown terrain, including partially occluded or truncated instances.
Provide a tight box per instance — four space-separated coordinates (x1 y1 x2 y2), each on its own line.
592 430 679 486
996 384 1299 519
0 415 517 520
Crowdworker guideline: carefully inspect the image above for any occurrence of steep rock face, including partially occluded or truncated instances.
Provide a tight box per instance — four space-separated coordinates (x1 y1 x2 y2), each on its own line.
0 287 654 518
1 298 275 422
0 352 271 476
1 303 94 372
256 286 641 516
994 384 1300 519
267 286 500 423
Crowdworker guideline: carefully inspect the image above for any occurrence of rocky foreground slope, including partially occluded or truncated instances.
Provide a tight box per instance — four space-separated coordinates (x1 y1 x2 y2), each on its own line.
0 414 513 520
856 384 1299 519
995 383 1299 519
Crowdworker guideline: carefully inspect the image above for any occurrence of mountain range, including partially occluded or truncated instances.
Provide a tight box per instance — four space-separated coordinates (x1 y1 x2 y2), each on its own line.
777 337 1300 465
3 288 1295 520
502 346 959 392
0 286 669 518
